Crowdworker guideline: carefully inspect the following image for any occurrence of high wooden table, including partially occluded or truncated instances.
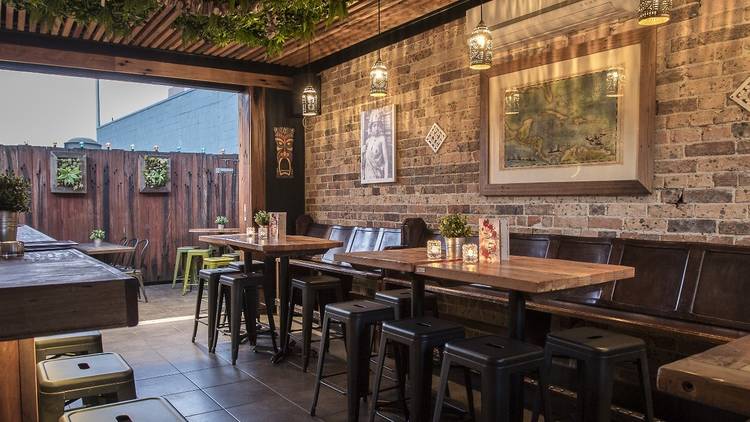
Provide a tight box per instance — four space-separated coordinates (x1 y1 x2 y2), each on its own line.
189 228 241 235
200 234 342 363
0 247 139 421
657 335 750 416
75 242 135 256
17 225 77 252
336 248 635 422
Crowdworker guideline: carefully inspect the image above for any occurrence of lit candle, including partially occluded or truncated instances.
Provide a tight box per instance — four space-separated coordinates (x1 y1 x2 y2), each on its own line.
427 240 442 259
462 243 478 264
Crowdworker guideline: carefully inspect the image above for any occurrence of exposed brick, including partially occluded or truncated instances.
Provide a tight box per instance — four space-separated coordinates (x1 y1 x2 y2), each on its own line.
682 189 734 203
732 122 750 138
684 141 735 156
719 221 750 235
667 219 717 233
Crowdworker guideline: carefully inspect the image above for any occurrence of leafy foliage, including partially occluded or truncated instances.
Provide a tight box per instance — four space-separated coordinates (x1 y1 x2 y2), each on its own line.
215 215 229 225
89 229 106 240
6 0 159 36
143 156 170 189
7 0 350 57
56 157 84 191
0 172 31 213
438 214 472 239
254 210 270 226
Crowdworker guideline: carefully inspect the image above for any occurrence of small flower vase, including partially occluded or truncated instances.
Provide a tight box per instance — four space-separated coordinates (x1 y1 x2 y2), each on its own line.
258 225 268 241
217 224 225 230
94 239 102 247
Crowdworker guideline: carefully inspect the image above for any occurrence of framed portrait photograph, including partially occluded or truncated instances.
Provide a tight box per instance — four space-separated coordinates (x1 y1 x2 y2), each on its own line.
479 28 656 196
360 104 396 184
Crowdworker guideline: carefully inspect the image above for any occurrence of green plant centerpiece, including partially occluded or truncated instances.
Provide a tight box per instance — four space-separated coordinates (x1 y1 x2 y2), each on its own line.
139 155 171 193
254 210 270 240
0 172 31 242
90 229 105 246
438 214 472 258
215 216 229 229
56 157 84 191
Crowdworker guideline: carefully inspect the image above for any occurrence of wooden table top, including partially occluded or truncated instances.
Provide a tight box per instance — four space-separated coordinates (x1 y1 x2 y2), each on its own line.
189 228 241 234
0 248 138 339
17 225 56 243
75 242 136 256
415 255 635 294
335 248 461 272
202 234 342 256
657 335 750 416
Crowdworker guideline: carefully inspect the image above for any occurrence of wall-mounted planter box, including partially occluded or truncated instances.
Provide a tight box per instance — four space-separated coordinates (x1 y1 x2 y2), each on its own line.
50 151 87 194
139 155 171 193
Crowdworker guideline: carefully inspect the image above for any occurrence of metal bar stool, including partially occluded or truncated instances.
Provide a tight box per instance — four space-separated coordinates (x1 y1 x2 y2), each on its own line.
35 331 103 363
433 335 550 422
287 275 345 372
310 300 395 422
182 249 210 294
369 316 465 422
171 246 196 288
193 267 240 350
59 397 188 421
537 327 654 422
37 352 136 422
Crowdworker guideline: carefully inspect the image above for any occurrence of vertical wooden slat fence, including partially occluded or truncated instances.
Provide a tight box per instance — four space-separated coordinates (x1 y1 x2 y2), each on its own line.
0 145 238 282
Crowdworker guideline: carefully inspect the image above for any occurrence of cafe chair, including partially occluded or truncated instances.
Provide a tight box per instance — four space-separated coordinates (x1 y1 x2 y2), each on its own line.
121 239 149 302
37 352 136 422
537 327 654 422
369 317 465 422
311 300 395 421
172 246 197 288
433 335 551 422
59 397 188 422
287 274 345 372
35 331 103 363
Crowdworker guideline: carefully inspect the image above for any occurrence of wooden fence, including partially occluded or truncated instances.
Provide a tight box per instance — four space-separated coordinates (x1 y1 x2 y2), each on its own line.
1 145 238 282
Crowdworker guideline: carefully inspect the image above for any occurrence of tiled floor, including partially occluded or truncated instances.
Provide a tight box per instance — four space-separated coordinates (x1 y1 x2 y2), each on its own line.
101 284 527 421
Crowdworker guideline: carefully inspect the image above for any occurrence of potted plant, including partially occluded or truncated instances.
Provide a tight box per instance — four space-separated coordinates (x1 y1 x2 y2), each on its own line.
438 214 472 258
89 229 105 247
215 216 229 230
139 155 171 193
254 210 270 240
0 173 31 242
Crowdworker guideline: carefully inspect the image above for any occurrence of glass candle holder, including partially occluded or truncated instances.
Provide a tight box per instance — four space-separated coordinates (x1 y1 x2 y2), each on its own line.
426 240 442 259
462 243 479 264
257 225 268 241
246 226 256 238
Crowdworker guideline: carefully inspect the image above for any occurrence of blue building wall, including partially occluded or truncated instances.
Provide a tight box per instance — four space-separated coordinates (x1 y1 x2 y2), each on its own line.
97 89 238 153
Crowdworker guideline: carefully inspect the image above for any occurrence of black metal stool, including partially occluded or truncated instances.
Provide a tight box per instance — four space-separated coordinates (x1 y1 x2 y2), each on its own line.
374 288 438 320
434 335 550 422
310 300 395 421
215 272 278 364
539 327 654 422
370 317 465 422
194 267 240 351
228 259 265 272
288 275 345 372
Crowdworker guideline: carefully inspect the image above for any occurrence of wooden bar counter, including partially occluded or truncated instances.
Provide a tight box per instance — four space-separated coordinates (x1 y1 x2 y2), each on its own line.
0 229 139 422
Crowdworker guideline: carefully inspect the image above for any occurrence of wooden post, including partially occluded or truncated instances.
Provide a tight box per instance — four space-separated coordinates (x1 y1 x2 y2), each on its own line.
237 87 267 232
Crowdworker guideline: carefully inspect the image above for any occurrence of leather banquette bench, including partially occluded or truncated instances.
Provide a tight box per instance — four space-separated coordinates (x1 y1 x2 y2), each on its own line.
382 231 750 344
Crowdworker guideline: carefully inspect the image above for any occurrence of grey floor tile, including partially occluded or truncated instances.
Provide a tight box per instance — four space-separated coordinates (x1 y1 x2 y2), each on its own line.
203 380 277 409
186 409 239 422
136 373 199 397
184 365 252 389
226 395 316 422
164 390 222 417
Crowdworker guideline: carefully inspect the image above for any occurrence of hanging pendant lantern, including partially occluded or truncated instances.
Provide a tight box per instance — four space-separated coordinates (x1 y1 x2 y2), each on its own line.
370 56 388 98
369 0 388 98
469 4 492 70
301 41 319 116
638 0 672 26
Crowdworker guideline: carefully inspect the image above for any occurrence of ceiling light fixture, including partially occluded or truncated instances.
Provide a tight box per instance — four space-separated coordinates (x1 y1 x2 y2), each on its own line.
369 0 388 97
469 2 493 70
301 41 318 116
638 0 672 26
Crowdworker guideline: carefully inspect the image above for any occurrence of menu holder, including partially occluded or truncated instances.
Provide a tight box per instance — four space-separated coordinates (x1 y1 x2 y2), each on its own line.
269 212 287 241
479 217 510 263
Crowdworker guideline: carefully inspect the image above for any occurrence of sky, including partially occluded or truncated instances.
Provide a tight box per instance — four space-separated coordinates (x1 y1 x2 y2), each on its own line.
0 69 173 146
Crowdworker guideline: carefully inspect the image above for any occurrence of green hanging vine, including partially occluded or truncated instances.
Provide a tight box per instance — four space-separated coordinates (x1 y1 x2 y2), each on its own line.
7 0 350 56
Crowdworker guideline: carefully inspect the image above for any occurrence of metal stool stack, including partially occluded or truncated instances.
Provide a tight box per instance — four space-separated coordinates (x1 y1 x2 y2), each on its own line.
59 397 187 422
37 352 136 422
35 331 103 363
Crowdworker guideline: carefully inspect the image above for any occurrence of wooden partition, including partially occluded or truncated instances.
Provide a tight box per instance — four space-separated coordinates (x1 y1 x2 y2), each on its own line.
0 145 238 282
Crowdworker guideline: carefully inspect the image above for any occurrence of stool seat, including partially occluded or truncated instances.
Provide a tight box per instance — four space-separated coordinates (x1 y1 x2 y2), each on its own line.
445 335 543 367
382 316 464 342
229 260 265 272
177 246 197 252
60 397 187 422
219 272 264 287
35 331 101 350
325 300 393 323
292 275 342 289
37 352 132 394
198 267 239 278
547 327 645 356
374 288 436 303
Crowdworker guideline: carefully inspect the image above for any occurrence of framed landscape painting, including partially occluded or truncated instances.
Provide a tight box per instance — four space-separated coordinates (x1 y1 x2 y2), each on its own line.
479 28 656 196
360 104 396 184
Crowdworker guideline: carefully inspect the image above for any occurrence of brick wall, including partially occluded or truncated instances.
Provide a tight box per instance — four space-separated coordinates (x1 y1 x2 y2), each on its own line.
305 0 750 245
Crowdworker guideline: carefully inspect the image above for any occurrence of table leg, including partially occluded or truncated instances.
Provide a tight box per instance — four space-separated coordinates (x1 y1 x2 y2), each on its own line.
508 290 527 422
410 273 425 318
272 256 290 364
